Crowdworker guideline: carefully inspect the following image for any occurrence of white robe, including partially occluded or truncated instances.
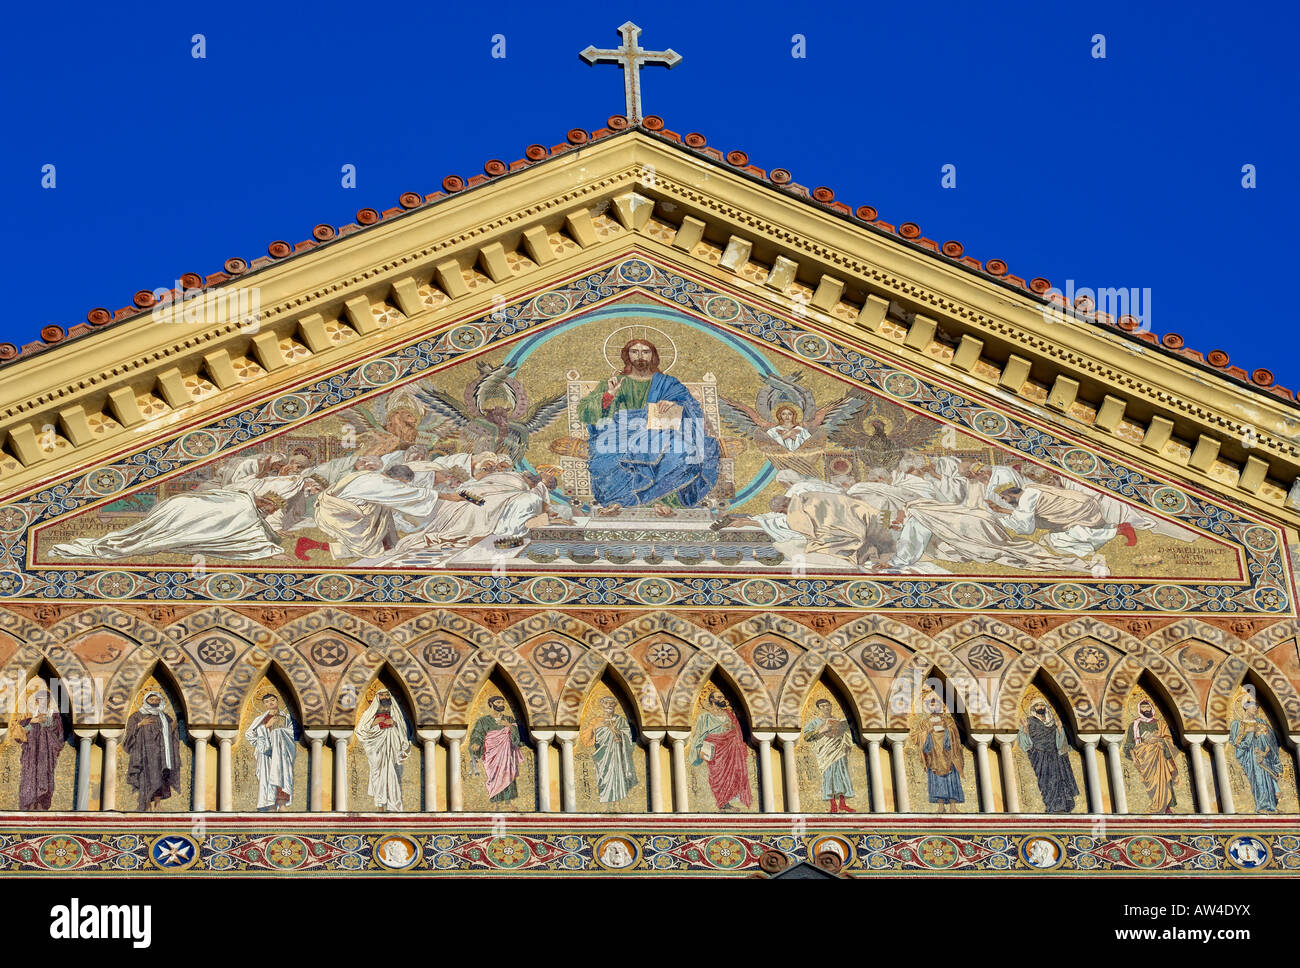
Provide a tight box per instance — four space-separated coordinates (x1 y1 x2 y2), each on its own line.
394 471 547 552
1002 484 1117 558
356 698 410 811
314 471 445 559
245 711 297 809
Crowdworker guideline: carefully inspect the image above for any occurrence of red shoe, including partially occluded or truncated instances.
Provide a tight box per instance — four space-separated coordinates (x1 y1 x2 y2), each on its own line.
1117 522 1137 546
829 797 839 814
838 795 858 813
294 537 326 561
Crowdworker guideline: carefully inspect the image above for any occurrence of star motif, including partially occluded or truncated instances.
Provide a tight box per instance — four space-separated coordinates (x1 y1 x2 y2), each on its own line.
156 839 191 865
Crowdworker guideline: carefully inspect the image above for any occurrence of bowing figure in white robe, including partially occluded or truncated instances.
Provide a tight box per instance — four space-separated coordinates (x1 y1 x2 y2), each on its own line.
356 690 410 811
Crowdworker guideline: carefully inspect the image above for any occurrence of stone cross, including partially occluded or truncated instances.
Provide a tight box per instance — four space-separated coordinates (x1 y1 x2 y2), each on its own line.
579 22 681 123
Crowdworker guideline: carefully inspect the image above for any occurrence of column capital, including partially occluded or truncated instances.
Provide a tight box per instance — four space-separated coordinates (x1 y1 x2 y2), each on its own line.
1099 733 1125 747
442 729 467 742
416 728 442 742
751 730 776 742
214 729 240 742
641 730 666 742
329 729 353 744
993 733 1019 746
73 728 98 740
1076 732 1102 745
1183 732 1208 746
303 729 330 742
98 728 124 740
666 730 691 742
531 729 556 744
1203 733 1232 744
554 730 579 741
775 731 801 744
188 728 213 741
969 732 995 745
884 732 910 745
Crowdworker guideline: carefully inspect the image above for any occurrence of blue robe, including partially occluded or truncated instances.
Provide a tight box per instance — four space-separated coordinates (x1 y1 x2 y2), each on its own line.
1231 717 1281 812
585 372 720 508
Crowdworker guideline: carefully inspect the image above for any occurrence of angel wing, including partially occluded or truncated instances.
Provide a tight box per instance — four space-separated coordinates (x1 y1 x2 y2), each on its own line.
808 395 865 435
519 393 568 434
413 386 475 431
468 361 520 417
716 397 769 438
890 413 945 452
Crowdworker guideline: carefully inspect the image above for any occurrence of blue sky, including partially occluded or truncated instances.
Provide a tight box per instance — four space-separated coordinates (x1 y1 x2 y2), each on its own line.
3 0 1295 387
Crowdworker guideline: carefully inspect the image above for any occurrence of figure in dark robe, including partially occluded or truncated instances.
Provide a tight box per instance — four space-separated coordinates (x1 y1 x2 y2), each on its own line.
1017 700 1080 813
123 691 182 811
14 687 67 811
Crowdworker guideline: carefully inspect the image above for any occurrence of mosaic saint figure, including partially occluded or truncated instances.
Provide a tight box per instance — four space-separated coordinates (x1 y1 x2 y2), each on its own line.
356 689 410 811
576 338 720 514
580 695 638 804
1230 694 1282 813
690 691 752 810
469 695 524 803
123 690 182 811
1122 697 1178 814
802 698 857 813
910 691 964 812
245 693 297 811
1017 698 1079 813
13 686 65 811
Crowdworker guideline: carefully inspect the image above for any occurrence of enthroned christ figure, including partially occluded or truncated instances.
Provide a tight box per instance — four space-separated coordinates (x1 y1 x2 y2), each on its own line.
575 338 720 517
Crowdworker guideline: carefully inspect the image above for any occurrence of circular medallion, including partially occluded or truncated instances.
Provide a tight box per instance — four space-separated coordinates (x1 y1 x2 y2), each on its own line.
1051 583 1088 609
594 835 639 870
949 582 987 610
94 571 136 599
270 394 309 422
487 835 531 869
0 506 29 533
374 834 420 870
1225 835 1270 870
529 577 568 604
1152 584 1189 611
179 431 219 459
359 359 400 387
1061 449 1098 476
741 580 779 606
916 836 959 869
196 636 237 665
883 372 920 399
966 641 1004 672
206 573 244 601
448 324 485 351
533 640 572 670
646 641 681 669
810 835 854 868
1244 526 1277 552
149 834 199 871
39 836 83 870
263 836 308 870
704 835 748 870
793 333 829 360
1124 837 1166 869
972 410 1008 437
533 292 571 317
704 296 741 322
1254 586 1285 610
635 577 674 606
1150 486 1187 515
422 640 461 668
85 467 126 496
1020 836 1065 871
0 572 24 597
422 576 461 603
845 581 884 608
313 574 354 602
753 642 789 670
1072 645 1109 673
310 638 350 667
617 259 653 283
1177 645 1215 675
860 642 898 671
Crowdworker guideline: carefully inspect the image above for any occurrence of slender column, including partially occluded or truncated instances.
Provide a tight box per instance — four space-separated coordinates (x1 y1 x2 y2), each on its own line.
556 731 578 813
189 729 212 812
1208 735 1235 815
994 734 1020 813
417 729 441 811
99 729 123 811
971 733 995 812
643 731 666 812
330 730 352 812
214 729 238 812
1185 734 1212 813
532 730 555 811
667 730 690 812
885 733 910 812
443 729 466 811
301 730 327 812
753 732 776 812
864 734 886 812
74 729 95 811
1291 739 1300 801
1101 734 1128 814
1078 734 1104 813
777 732 801 814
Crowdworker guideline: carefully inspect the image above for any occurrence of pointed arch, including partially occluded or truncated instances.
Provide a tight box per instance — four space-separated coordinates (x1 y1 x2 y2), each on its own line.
213 640 328 728
102 646 214 727
555 647 662 730
443 647 552 728
994 650 1101 734
163 606 281 654
390 609 495 649
330 647 442 727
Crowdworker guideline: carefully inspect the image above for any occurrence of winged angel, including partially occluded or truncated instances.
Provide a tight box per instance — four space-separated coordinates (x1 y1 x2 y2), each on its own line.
715 371 864 477
414 360 568 464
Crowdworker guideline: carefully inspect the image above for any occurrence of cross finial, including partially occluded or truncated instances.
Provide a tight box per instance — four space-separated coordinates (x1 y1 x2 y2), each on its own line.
579 22 681 124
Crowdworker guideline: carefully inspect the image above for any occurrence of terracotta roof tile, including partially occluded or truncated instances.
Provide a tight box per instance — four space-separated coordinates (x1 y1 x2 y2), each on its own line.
5 117 1291 409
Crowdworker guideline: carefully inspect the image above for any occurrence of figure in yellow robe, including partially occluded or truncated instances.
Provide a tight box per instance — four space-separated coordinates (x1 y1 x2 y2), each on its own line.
1122 699 1179 814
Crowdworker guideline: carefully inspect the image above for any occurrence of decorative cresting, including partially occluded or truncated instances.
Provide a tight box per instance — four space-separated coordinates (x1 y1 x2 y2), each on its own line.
509 612 664 729
1097 631 1206 735
212 624 328 728
616 611 777 729
944 616 1101 734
